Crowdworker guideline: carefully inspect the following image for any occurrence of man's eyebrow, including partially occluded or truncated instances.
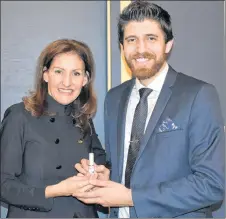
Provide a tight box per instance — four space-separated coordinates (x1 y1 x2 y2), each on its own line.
146 34 158 38
124 34 158 40
124 35 137 40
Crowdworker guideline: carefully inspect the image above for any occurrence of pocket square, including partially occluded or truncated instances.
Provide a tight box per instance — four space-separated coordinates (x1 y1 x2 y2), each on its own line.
158 117 180 133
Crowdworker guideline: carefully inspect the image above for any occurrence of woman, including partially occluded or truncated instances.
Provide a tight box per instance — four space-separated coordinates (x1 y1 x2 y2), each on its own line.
0 39 106 218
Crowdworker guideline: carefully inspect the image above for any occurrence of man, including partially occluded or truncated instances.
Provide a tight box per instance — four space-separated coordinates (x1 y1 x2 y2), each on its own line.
75 1 225 218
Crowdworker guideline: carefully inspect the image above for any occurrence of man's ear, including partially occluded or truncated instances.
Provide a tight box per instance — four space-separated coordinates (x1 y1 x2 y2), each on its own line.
165 39 174 54
120 43 124 52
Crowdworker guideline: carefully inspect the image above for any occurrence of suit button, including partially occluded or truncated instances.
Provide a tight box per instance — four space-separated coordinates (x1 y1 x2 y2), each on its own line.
77 139 83 144
50 118 55 122
56 165 62 169
55 138 60 144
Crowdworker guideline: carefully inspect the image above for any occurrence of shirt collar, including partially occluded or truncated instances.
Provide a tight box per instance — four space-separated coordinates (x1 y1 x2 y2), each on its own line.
45 94 73 116
135 63 169 94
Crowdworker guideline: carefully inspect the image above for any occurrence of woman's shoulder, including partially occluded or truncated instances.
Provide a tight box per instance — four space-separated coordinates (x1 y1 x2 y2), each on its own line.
2 102 26 120
4 101 25 113
1 102 31 139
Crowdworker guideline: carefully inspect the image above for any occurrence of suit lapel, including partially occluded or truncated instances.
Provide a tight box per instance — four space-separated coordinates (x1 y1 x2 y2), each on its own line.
117 79 135 180
135 66 178 163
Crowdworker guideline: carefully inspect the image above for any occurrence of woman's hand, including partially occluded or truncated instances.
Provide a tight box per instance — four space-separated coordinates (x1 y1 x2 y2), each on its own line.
45 175 96 198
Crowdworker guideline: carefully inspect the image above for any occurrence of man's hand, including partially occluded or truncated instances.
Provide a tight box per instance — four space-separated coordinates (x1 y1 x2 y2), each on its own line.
75 159 110 181
76 179 134 207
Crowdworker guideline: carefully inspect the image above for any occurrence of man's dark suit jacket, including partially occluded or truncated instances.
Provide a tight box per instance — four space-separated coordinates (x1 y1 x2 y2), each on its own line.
104 66 225 218
1 94 106 218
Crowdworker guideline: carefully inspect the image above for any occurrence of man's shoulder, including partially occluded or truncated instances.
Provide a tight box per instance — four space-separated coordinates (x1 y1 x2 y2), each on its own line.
106 79 134 99
175 70 215 93
171 71 220 108
177 72 208 86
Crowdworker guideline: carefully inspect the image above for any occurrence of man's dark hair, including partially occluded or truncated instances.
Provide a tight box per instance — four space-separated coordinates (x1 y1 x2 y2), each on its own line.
118 1 174 45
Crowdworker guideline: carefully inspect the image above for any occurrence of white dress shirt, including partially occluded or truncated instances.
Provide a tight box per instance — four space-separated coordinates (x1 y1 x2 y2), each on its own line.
118 63 169 218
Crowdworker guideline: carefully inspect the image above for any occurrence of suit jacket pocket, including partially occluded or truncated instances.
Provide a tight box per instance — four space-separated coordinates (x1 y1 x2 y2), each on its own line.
154 129 184 138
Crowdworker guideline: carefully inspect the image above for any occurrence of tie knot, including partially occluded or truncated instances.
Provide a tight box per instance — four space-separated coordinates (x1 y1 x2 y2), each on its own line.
139 88 152 99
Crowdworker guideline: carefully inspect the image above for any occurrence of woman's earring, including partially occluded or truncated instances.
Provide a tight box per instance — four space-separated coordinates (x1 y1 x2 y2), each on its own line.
85 71 90 84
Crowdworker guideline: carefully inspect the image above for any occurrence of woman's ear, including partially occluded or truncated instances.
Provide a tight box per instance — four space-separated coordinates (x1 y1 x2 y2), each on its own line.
83 71 89 86
43 67 49 83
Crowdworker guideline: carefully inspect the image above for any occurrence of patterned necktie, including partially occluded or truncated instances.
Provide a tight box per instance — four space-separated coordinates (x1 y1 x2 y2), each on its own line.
125 88 152 188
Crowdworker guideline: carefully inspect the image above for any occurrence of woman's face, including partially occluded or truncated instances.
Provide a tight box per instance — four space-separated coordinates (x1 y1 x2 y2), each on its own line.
43 52 88 105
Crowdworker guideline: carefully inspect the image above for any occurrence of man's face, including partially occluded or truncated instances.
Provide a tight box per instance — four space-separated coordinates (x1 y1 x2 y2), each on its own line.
122 19 173 80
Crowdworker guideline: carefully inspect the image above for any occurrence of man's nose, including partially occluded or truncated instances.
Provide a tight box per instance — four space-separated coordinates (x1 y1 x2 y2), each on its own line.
136 40 146 53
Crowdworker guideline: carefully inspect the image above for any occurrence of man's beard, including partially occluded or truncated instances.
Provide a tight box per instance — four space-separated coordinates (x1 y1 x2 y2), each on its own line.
125 52 166 80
